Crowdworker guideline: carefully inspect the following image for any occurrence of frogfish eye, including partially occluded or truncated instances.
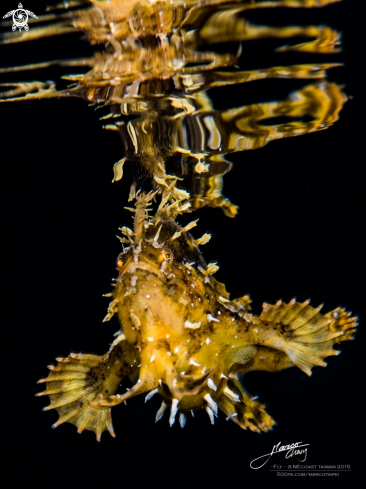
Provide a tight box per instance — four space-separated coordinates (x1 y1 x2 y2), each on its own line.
159 249 173 263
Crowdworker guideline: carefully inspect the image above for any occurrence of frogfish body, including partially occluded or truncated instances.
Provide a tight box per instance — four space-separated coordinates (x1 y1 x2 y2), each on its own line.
37 193 357 440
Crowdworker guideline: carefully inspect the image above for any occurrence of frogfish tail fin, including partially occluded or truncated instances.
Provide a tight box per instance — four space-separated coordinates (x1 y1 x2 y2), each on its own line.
217 376 275 433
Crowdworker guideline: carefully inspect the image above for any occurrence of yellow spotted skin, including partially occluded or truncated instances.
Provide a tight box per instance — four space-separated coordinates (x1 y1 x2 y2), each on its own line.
37 193 358 439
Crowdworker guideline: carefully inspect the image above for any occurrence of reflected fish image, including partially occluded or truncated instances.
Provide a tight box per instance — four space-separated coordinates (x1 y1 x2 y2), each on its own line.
0 0 358 441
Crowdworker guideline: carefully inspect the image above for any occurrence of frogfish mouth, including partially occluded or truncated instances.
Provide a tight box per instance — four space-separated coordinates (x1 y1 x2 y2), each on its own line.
37 193 357 440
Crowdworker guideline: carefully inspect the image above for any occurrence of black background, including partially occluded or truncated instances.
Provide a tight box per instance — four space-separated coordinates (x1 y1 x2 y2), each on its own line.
0 0 365 487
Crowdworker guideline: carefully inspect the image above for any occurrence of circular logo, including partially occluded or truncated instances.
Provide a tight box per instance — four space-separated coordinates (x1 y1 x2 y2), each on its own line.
13 8 28 29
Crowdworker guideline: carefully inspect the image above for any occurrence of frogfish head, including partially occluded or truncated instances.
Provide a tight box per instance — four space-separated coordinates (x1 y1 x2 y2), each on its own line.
115 192 207 289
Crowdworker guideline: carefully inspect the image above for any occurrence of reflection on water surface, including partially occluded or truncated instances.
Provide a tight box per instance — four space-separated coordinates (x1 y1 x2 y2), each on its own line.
1 0 345 215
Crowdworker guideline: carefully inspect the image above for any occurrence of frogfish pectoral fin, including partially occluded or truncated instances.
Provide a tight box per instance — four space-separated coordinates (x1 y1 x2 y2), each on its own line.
37 340 139 441
254 300 358 376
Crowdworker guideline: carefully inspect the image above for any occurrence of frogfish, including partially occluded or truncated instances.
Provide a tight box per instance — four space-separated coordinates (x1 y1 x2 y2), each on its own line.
37 192 357 440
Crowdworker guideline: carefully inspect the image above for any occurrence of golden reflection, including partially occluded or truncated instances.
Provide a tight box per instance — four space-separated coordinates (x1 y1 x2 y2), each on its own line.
1 0 346 215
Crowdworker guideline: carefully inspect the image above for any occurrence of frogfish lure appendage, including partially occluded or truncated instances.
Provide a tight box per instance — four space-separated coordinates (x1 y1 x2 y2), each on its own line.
36 193 358 441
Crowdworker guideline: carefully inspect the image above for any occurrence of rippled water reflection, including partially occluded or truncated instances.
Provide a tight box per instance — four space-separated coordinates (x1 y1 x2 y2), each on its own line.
0 0 345 215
